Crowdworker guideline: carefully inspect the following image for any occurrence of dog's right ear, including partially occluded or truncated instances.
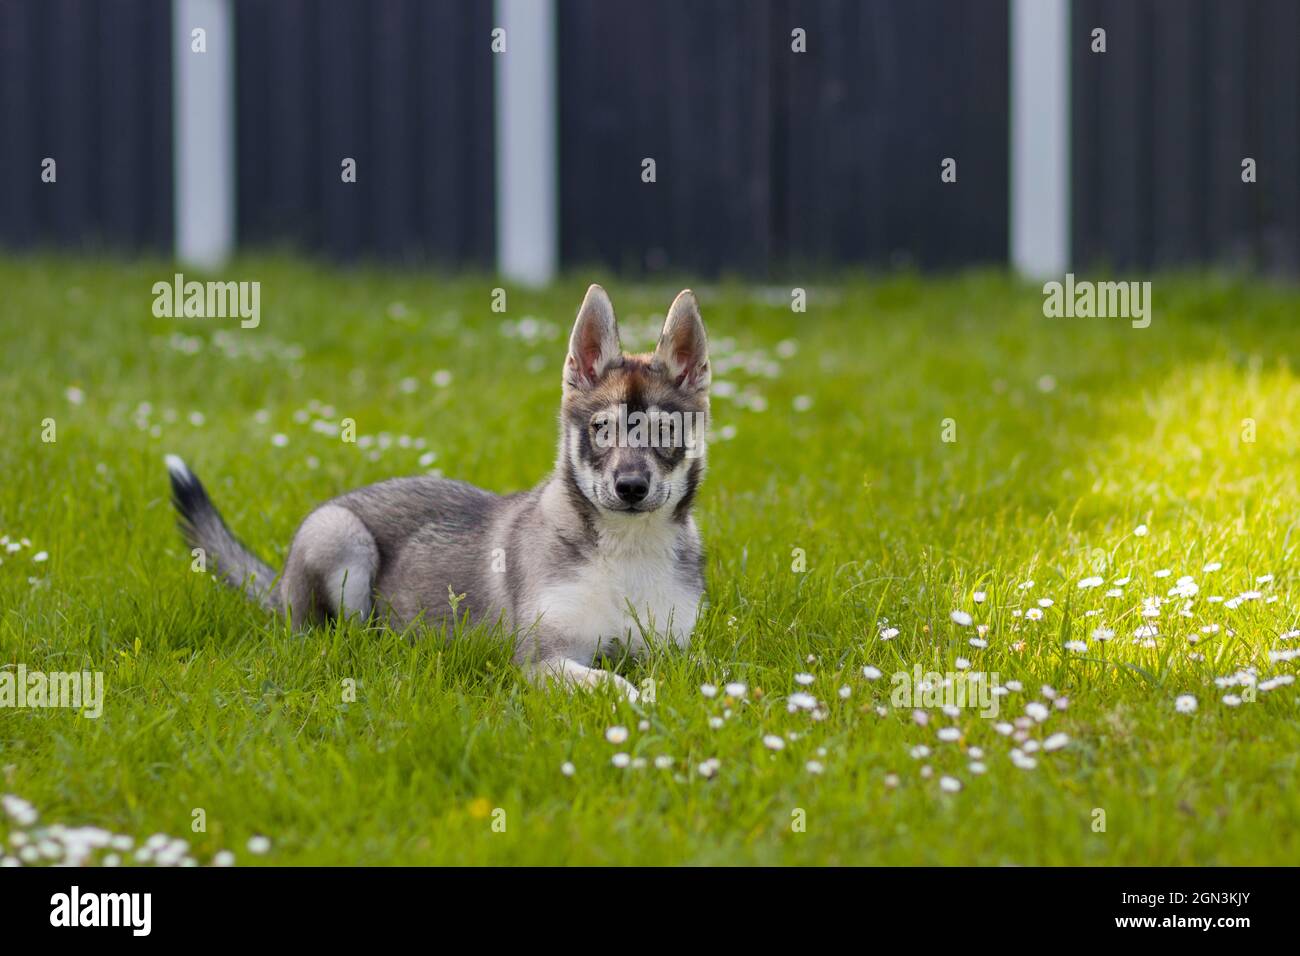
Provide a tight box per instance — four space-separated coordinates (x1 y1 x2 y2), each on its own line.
565 284 622 389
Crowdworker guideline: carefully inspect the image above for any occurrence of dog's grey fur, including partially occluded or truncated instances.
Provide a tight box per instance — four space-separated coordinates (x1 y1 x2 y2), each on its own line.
167 286 710 699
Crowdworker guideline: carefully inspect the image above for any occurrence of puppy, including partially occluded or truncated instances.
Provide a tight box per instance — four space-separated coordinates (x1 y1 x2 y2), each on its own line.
167 285 711 700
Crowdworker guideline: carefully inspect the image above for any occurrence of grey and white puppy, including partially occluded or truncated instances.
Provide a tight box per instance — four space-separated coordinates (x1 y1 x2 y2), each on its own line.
167 285 711 700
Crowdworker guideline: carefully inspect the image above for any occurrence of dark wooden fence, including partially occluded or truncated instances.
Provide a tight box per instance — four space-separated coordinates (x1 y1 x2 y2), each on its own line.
0 0 1296 277
0 0 173 252
1072 0 1300 274
234 0 495 266
559 0 1010 276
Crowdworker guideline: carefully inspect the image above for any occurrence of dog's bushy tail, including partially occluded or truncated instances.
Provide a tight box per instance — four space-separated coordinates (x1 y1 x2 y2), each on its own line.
166 455 277 609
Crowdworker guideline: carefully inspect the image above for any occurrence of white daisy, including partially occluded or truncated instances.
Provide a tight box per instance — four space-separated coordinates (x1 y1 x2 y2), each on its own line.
605 725 629 744
246 836 271 855
1010 749 1037 770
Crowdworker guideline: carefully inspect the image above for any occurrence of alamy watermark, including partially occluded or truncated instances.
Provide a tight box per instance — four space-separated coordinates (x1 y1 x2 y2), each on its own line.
1042 273 1151 329
890 665 1000 718
152 273 260 328
593 405 708 460
0 665 104 718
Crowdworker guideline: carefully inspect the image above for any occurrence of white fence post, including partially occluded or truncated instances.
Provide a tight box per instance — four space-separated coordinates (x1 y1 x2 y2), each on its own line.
494 0 558 287
1010 0 1071 279
174 0 234 270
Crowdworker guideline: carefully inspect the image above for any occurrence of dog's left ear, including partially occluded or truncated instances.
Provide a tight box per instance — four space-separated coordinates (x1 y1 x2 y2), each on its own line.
565 284 622 389
655 290 710 392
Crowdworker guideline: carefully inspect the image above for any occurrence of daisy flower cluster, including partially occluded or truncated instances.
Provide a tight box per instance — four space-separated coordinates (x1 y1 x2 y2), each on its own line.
886 678 1074 794
1 793 266 868
163 328 303 364
588 716 686 778
1 531 50 588
937 525 1297 715
258 398 441 472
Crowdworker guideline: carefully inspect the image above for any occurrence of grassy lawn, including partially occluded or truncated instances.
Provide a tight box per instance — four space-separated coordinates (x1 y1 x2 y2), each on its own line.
2 255 1299 866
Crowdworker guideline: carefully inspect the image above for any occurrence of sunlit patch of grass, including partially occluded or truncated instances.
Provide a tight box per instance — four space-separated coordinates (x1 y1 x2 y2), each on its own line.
1 256 1299 864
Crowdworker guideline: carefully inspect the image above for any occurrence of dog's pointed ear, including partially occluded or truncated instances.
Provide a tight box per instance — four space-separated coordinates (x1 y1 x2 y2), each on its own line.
654 290 710 391
565 284 622 389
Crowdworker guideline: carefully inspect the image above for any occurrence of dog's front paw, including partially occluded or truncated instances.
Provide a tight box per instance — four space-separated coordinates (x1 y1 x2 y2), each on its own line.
530 658 639 703
601 670 640 703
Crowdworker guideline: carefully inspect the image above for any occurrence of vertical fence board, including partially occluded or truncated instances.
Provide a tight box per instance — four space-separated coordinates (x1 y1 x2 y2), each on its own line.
1148 0 1203 267
1255 0 1298 272
0 0 36 246
370 0 413 260
1205 0 1250 266
317 0 365 260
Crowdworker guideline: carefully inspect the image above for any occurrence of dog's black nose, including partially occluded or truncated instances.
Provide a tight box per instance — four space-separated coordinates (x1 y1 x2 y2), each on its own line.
614 473 650 504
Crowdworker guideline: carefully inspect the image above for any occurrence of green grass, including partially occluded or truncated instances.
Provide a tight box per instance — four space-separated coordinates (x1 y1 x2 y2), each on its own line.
2 255 1299 865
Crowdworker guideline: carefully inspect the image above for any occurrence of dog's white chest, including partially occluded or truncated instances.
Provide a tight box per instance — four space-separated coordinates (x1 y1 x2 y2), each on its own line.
532 528 700 658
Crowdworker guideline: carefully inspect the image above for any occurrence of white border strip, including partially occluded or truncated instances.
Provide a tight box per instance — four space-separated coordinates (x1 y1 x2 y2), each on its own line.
174 0 234 269
1010 0 1070 278
494 0 558 287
